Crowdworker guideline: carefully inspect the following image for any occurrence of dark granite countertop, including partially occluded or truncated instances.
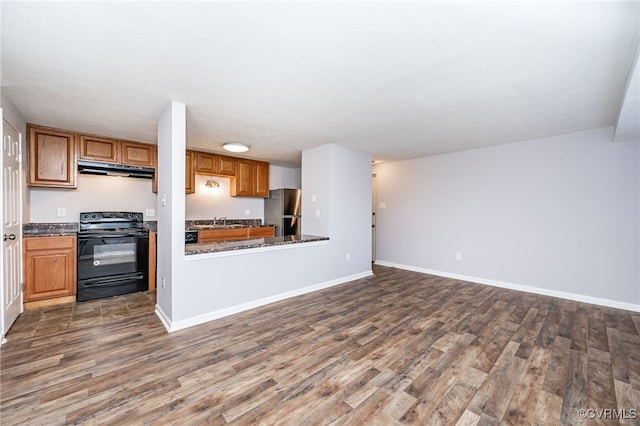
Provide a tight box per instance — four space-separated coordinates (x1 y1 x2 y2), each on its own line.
185 234 329 255
23 219 271 237
23 223 78 237
145 219 267 232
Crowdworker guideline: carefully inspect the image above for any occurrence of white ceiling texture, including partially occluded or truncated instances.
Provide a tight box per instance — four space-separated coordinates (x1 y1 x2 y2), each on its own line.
2 1 639 166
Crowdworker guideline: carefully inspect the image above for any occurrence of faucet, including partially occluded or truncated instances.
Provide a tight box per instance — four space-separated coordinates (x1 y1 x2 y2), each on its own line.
220 217 227 225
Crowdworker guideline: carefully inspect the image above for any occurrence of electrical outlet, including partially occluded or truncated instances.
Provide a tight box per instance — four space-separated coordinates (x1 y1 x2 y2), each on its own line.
244 209 251 216
456 252 462 260
312 194 317 202
315 209 321 217
145 209 155 217
57 208 66 217
161 276 166 288
346 252 351 261
379 202 386 209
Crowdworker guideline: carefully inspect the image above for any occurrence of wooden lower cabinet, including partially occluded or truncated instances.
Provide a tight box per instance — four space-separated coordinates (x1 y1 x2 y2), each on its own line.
248 226 275 238
23 236 76 302
149 232 156 291
198 228 248 243
198 226 275 243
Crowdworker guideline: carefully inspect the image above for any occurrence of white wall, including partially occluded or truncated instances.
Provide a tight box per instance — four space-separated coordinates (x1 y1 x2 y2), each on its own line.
185 164 300 220
186 175 264 220
304 143 373 276
161 142 372 330
270 165 301 189
156 101 187 321
374 127 640 310
29 174 158 222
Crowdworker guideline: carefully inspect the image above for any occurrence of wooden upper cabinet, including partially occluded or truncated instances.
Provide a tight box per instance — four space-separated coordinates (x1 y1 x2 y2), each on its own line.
232 159 254 197
231 159 270 198
121 141 155 167
195 152 218 175
194 152 236 176
218 155 236 176
254 160 270 197
152 146 158 194
185 150 196 194
27 125 77 188
79 135 119 163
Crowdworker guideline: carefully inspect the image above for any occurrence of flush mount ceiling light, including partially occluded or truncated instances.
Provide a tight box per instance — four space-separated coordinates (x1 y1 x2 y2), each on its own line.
222 142 250 153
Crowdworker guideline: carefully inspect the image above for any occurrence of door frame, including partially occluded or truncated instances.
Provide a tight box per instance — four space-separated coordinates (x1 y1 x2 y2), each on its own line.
1 110 24 343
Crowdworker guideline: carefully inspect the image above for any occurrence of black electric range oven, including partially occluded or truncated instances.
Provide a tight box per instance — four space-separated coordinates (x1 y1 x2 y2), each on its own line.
77 212 149 302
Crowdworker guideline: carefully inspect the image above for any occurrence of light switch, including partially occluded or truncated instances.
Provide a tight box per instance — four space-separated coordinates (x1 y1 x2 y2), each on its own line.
312 194 317 202
379 202 386 209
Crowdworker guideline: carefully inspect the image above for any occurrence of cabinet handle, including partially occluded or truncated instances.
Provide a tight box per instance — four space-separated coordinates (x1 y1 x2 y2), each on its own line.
3 234 16 241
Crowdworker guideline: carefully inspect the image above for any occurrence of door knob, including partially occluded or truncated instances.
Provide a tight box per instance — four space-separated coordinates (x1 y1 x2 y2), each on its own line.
3 234 16 241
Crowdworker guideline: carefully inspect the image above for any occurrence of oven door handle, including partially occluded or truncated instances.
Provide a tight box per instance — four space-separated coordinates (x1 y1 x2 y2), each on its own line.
78 233 148 239
81 274 145 287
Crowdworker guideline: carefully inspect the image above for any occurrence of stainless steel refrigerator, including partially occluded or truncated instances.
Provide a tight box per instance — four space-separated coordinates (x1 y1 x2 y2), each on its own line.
264 188 301 236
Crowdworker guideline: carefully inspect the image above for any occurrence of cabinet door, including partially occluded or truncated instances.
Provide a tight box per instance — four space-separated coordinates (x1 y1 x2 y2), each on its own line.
253 161 270 197
248 227 275 238
121 141 155 167
232 159 254 197
79 135 119 163
218 155 236 176
185 150 196 194
152 147 158 193
149 232 156 291
27 125 77 188
23 236 76 301
195 152 218 174
198 228 248 243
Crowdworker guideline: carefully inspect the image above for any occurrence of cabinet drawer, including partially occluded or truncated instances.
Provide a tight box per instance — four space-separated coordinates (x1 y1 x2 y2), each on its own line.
24 236 76 251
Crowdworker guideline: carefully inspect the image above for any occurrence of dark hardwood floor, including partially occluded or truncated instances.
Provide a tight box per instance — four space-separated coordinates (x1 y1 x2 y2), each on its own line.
1 265 639 425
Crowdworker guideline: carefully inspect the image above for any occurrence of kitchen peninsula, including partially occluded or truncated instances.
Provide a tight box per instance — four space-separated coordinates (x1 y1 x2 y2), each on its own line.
185 234 329 256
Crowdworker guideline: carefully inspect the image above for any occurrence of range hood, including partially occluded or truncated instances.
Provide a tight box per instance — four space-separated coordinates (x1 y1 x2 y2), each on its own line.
77 160 155 179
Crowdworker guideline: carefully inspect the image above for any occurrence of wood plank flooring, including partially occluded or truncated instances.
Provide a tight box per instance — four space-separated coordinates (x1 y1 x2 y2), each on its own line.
1 265 639 425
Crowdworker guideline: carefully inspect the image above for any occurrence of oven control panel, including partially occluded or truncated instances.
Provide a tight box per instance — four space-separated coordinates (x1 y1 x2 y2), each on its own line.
80 212 144 223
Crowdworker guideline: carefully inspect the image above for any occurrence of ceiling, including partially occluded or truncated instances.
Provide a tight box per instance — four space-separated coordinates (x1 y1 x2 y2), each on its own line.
2 1 639 167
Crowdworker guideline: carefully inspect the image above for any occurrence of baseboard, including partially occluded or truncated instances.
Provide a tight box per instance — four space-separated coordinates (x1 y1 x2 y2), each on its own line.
154 304 172 332
159 270 374 332
374 260 640 313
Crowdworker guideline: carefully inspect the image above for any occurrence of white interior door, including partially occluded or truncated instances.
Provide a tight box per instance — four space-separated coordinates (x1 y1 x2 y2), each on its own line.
2 114 23 342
